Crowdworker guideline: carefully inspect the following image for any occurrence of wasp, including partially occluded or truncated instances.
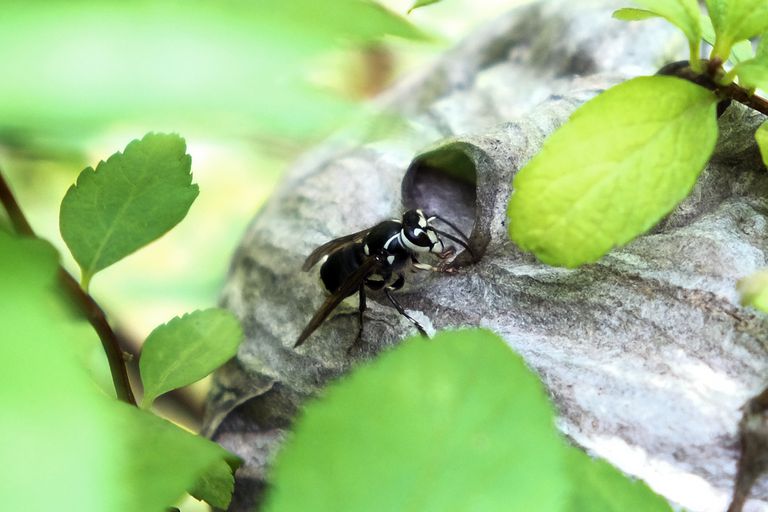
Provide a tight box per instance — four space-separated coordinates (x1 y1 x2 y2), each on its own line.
295 209 472 348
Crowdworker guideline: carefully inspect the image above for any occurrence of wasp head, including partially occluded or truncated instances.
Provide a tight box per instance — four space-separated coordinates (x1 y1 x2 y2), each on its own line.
399 209 447 256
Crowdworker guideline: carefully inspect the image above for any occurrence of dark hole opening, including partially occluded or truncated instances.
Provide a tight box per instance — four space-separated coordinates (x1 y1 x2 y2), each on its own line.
401 146 479 263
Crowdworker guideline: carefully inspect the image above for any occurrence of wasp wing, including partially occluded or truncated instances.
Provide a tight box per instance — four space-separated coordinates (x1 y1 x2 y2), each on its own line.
294 256 381 347
302 227 371 271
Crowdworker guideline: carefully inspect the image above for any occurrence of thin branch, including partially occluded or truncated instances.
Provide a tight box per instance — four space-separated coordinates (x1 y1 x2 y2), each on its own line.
0 166 137 405
658 60 768 117
727 385 768 512
0 166 34 236
718 83 768 118
58 268 137 405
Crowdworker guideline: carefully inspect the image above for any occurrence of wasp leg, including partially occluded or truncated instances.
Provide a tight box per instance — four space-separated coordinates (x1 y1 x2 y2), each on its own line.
384 286 428 337
411 256 457 274
346 284 368 356
356 283 366 343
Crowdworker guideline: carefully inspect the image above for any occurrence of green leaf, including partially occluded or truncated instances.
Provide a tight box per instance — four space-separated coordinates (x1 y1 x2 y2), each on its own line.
408 0 440 13
630 0 702 48
508 76 718 268
565 447 672 511
737 268 768 312
706 0 768 58
731 40 757 63
189 456 242 509
60 133 198 288
756 120 768 168
0 231 116 512
735 60 768 90
612 8 661 21
139 308 243 409
114 401 236 511
0 230 240 512
264 329 569 512
734 37 768 90
702 15 754 63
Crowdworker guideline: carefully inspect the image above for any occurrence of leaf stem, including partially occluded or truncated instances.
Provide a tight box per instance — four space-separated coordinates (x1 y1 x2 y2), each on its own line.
58 267 137 405
718 83 768 117
660 60 768 117
0 166 137 406
689 41 703 74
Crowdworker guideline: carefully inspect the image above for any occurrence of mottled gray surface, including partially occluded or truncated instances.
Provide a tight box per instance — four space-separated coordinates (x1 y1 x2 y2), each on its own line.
205 1 768 511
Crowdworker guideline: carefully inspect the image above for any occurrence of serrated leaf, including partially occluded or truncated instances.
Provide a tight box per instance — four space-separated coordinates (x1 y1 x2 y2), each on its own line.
264 329 569 512
508 76 718 268
565 447 672 511
702 15 754 63
139 308 243 409
630 0 702 47
737 268 768 312
60 133 198 287
613 8 661 21
408 0 440 13
756 120 768 168
706 0 768 58
189 456 242 509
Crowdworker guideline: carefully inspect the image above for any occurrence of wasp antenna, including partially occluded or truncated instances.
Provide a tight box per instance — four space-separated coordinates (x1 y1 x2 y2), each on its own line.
430 214 471 245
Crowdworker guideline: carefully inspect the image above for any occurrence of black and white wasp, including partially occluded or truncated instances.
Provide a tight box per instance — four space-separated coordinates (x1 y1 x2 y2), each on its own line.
295 209 472 348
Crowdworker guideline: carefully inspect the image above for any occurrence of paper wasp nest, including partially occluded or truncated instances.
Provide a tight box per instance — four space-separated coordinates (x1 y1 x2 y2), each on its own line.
204 1 768 510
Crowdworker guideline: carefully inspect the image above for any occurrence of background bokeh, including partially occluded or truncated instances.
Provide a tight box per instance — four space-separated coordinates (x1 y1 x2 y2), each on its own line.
0 0 520 436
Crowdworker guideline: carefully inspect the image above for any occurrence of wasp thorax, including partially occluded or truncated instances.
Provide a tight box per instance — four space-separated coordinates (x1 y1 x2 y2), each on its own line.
399 209 445 254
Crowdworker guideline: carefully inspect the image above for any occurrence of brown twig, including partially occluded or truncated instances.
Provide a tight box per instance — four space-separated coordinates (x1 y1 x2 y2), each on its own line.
0 166 137 405
0 166 34 236
727 386 768 512
718 83 768 118
58 268 137 405
658 60 768 117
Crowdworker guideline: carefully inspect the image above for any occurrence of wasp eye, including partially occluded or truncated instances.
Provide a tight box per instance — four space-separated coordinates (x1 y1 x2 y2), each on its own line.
407 227 428 246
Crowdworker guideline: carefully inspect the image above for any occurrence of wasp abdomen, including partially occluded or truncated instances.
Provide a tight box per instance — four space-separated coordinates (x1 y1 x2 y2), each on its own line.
320 244 365 295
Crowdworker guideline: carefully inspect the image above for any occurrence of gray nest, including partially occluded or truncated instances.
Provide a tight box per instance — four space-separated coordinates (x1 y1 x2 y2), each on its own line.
204 1 768 510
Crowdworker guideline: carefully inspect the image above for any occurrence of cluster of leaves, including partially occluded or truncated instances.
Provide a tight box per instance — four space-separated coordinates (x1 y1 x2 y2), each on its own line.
504 0 768 268
263 330 671 512
2 133 244 510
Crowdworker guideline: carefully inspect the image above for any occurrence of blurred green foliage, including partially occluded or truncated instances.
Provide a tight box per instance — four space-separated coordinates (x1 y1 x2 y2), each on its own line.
0 230 239 511
0 0 423 142
265 330 671 512
0 231 113 511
